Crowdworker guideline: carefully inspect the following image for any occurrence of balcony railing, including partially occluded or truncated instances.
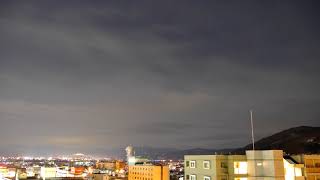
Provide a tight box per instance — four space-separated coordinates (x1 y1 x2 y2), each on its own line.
305 167 320 173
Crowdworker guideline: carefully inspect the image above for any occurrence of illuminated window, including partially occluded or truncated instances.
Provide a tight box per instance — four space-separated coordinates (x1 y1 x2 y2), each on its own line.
234 162 248 174
190 175 196 180
190 161 196 168
203 161 210 169
204 176 210 180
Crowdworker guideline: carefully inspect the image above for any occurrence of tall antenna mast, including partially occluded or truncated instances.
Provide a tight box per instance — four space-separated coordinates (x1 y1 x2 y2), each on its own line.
250 110 255 150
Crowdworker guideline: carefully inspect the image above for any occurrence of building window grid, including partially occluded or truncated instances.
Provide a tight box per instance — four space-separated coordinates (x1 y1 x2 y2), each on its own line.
130 168 154 180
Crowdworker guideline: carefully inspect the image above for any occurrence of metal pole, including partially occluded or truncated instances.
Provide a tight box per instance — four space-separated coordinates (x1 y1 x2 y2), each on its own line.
250 110 255 150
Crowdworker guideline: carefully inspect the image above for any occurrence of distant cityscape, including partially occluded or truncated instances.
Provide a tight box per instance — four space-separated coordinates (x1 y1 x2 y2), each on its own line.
0 126 319 180
0 146 319 180
0 146 183 180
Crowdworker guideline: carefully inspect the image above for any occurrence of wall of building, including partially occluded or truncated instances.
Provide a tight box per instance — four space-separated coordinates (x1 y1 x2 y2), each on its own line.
185 154 249 180
185 155 218 180
283 159 304 180
246 150 285 179
128 165 169 180
228 155 248 180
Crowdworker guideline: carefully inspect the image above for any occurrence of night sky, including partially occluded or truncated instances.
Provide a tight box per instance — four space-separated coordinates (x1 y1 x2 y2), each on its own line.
0 1 320 156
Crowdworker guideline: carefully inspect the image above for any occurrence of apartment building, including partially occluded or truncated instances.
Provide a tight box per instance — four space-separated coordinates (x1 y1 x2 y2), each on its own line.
184 150 304 180
128 165 169 180
292 154 320 180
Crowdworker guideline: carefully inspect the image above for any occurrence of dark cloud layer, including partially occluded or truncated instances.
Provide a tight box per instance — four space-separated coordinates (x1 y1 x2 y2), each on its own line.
0 0 320 155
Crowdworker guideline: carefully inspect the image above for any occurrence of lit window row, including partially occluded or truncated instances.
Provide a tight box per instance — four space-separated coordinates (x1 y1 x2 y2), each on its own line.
131 167 153 171
133 177 153 180
131 172 153 176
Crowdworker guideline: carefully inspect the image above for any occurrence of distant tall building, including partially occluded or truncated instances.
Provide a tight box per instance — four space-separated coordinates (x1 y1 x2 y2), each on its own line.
126 146 135 160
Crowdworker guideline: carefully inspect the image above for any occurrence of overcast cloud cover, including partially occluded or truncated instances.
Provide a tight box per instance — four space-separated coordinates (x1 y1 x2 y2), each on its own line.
0 0 320 155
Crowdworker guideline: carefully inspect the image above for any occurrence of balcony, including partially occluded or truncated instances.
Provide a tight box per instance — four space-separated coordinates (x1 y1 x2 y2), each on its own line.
305 167 320 174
